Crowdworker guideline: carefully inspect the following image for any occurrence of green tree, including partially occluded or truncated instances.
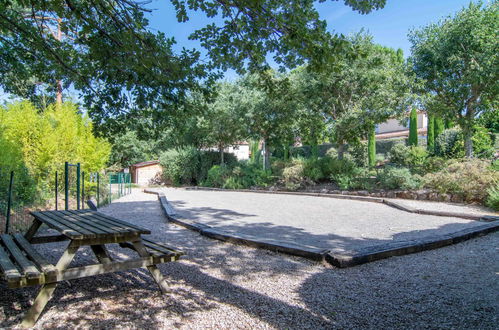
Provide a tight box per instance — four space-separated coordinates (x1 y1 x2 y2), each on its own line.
434 117 445 138
408 108 418 146
409 1 499 157
427 114 435 151
204 82 246 164
367 126 376 167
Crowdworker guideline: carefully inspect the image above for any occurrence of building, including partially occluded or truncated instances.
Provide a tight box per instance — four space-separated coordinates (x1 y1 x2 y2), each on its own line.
129 160 162 186
375 110 427 139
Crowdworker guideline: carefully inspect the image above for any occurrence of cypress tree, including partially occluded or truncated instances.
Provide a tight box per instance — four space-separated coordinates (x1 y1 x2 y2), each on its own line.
408 108 418 146
435 117 445 138
427 114 435 152
368 126 376 167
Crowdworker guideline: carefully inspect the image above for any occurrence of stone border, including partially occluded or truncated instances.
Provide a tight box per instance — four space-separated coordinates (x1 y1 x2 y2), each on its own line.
144 188 499 268
183 186 498 222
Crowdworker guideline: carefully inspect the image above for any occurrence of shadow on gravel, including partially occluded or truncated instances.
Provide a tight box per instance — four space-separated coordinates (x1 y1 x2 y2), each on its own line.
1 197 495 329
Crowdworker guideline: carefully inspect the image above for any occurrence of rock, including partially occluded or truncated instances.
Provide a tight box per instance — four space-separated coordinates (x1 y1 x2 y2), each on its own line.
386 191 396 198
416 191 428 200
356 190 369 196
439 194 451 202
450 194 463 203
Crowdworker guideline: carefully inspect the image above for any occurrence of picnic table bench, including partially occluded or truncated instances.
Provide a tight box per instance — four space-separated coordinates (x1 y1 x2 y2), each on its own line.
0 209 184 328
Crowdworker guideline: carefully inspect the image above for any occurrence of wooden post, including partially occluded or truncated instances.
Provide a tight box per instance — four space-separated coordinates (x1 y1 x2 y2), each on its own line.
81 171 85 210
55 171 58 211
97 173 100 207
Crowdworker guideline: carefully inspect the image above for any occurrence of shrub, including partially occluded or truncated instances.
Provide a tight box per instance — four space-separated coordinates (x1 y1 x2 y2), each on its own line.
348 141 368 167
378 167 422 190
159 147 200 185
282 159 307 190
486 185 499 211
388 143 409 165
303 157 331 182
434 128 464 158
197 151 237 183
203 165 232 187
434 127 494 159
422 160 499 203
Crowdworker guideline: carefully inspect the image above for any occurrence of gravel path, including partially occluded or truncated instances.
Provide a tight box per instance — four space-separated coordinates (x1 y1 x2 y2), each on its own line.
161 188 485 253
1 191 497 329
386 198 498 216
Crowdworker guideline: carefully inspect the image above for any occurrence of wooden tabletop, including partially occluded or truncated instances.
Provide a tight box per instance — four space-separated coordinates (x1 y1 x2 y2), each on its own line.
30 210 150 240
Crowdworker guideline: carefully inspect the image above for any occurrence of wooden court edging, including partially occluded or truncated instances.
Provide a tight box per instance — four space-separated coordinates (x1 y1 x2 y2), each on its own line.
144 189 499 268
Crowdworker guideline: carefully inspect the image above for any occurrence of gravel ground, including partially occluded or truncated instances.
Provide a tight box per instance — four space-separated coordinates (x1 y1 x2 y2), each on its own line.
161 188 485 253
1 191 497 329
386 198 498 216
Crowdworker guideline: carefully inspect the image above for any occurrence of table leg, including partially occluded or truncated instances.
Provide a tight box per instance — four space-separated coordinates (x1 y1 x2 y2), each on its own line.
132 240 170 294
91 245 113 264
21 241 79 328
24 218 42 242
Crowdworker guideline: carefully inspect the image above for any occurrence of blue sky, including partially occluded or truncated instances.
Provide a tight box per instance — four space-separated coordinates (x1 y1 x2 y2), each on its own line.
0 0 480 101
145 0 478 61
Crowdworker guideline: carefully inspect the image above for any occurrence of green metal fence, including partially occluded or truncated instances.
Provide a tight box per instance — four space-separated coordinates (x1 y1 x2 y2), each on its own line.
1 163 133 234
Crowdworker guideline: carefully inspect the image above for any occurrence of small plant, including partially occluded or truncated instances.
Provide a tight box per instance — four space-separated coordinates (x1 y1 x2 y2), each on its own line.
378 167 422 190
485 185 499 211
204 165 232 187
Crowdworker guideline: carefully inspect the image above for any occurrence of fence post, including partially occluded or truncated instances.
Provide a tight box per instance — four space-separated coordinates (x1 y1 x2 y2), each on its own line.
5 171 14 234
81 171 85 210
76 163 81 210
55 171 58 211
109 174 112 204
97 172 100 207
65 161 69 210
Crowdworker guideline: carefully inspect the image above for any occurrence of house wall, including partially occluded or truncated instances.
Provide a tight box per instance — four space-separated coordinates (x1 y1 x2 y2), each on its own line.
376 113 427 134
227 145 250 160
135 164 162 186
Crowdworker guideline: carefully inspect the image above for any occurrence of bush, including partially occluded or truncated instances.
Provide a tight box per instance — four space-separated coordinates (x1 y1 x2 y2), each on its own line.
282 159 307 190
434 127 494 159
486 185 499 211
388 144 428 168
378 167 422 190
197 151 237 183
434 128 464 158
303 157 331 182
204 165 232 187
422 160 499 203
348 141 368 167
159 147 200 185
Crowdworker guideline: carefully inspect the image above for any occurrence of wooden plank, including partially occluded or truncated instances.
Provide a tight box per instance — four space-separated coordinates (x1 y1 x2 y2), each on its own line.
75 210 150 234
0 235 40 279
142 239 183 256
30 235 69 244
81 211 148 234
57 211 116 235
24 218 42 242
38 211 96 238
0 245 22 281
59 256 155 281
13 234 56 275
31 211 83 239
66 210 132 234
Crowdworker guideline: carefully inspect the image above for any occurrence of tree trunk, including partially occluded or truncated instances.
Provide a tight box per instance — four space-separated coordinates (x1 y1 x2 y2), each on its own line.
463 127 473 158
262 139 270 171
337 142 346 160
219 145 224 165
368 127 376 167
56 80 63 105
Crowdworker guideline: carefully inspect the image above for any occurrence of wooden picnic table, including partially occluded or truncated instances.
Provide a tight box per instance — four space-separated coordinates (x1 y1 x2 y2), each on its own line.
0 209 183 328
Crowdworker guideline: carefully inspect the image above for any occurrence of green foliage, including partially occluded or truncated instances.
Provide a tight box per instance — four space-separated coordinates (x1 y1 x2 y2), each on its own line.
109 130 157 168
427 115 435 151
409 2 498 157
368 128 376 167
434 127 494 159
422 160 499 203
408 108 418 146
434 117 445 139
378 167 422 190
282 159 307 191
477 110 499 133
0 101 110 202
348 141 368 167
485 185 499 211
159 147 200 186
388 144 428 172
159 148 237 186
205 165 232 188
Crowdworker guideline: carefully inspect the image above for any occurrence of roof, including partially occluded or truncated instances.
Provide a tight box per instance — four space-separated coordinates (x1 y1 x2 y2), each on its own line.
376 128 428 140
130 160 160 168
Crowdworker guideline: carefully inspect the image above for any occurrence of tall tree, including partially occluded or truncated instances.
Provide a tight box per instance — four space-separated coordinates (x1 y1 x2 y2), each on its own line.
427 114 435 152
408 108 418 146
367 126 376 167
409 1 498 157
